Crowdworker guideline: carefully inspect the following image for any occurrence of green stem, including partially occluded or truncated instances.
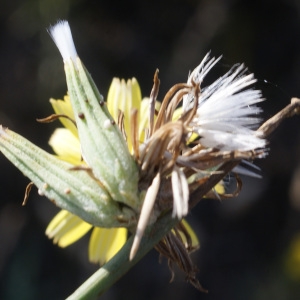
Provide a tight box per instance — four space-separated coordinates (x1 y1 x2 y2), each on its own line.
67 213 178 300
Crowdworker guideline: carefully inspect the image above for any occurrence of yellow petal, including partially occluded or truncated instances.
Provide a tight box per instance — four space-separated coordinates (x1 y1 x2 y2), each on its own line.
46 210 92 248
107 78 121 121
139 98 150 142
130 78 142 113
107 78 142 152
125 78 141 151
214 181 225 194
179 219 200 249
50 95 78 137
124 78 140 150
88 227 127 265
49 128 82 165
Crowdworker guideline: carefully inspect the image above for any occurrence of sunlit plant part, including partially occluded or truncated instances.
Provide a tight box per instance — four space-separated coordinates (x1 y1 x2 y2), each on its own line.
3 20 300 294
45 78 164 265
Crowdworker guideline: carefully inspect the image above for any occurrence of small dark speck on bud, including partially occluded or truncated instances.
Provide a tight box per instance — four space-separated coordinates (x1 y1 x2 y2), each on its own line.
78 112 85 119
50 199 57 205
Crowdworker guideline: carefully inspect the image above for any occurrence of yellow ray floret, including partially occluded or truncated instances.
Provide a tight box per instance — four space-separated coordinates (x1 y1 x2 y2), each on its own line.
46 210 92 247
89 227 127 265
50 95 78 137
49 128 81 165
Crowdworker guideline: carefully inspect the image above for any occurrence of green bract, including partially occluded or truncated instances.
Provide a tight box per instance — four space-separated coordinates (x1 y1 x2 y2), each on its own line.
64 58 140 211
0 126 136 227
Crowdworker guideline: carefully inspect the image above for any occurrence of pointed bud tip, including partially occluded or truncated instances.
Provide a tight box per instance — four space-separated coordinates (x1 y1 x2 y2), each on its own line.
48 20 78 64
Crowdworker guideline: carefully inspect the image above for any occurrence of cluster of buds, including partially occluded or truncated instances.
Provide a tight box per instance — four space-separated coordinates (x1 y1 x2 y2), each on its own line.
1 20 299 291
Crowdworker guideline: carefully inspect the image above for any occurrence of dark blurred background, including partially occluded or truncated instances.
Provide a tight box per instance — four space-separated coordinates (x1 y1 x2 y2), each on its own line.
1 0 300 299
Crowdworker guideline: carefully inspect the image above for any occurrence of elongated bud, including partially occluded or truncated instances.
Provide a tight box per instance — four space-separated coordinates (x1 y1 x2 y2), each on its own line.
0 126 136 227
49 21 140 211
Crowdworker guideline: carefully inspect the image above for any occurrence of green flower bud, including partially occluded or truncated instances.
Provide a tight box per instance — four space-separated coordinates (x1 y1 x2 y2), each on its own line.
0 126 136 227
49 21 140 211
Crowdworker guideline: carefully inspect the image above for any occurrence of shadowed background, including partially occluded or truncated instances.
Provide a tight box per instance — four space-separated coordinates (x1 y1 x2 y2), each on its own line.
1 0 300 299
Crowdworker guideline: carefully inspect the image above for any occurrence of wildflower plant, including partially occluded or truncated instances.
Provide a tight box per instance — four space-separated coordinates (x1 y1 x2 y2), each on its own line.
1 20 300 298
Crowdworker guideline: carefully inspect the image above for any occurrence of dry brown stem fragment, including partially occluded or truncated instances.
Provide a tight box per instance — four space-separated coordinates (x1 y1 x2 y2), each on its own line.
257 97 300 138
37 114 76 128
22 182 34 206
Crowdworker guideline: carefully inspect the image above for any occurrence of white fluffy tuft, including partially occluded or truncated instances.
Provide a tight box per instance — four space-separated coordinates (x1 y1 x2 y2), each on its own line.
48 20 78 64
184 54 266 151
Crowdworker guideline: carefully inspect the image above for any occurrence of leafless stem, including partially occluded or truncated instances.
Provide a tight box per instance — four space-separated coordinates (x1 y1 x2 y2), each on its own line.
257 97 300 138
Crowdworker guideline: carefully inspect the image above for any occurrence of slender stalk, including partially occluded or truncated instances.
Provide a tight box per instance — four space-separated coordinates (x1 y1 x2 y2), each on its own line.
67 213 178 300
